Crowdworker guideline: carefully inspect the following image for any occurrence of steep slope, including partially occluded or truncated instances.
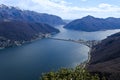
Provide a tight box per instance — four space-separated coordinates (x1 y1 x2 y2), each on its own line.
0 20 59 48
64 15 120 31
0 4 65 26
87 32 120 80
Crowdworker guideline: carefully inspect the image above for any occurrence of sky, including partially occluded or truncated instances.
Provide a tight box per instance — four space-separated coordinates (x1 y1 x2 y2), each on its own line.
0 0 120 19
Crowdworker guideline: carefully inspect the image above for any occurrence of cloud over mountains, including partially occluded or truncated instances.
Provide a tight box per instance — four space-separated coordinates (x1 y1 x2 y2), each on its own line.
0 0 120 19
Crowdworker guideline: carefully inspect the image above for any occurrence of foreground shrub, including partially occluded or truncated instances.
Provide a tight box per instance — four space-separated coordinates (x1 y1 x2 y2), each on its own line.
40 66 106 80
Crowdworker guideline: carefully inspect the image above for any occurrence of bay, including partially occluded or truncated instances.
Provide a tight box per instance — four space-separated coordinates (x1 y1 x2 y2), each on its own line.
0 26 120 80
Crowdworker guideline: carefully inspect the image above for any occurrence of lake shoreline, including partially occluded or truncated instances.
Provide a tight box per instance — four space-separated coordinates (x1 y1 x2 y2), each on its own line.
0 33 52 50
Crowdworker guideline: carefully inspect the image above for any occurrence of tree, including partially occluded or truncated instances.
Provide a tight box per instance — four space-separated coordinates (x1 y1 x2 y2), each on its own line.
40 66 105 80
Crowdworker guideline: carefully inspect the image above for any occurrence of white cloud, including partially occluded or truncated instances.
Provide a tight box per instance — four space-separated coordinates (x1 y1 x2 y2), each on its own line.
81 0 87 2
99 3 113 8
50 0 72 5
0 0 120 19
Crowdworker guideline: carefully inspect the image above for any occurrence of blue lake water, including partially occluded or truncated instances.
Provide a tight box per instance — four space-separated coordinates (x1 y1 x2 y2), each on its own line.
0 26 120 80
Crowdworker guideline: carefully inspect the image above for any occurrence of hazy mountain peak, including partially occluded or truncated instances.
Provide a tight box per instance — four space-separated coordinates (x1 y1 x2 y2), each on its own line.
0 4 8 8
0 4 65 26
82 15 95 19
0 4 22 11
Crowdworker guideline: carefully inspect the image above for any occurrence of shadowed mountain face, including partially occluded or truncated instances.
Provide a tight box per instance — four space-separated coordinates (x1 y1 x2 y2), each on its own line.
0 4 61 48
0 20 59 41
0 4 65 26
87 32 120 80
64 15 120 32
0 20 59 48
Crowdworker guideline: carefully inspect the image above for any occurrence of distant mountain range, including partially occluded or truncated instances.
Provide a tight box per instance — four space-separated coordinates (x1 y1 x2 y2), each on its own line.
87 32 120 80
0 4 65 26
64 15 120 31
0 4 62 48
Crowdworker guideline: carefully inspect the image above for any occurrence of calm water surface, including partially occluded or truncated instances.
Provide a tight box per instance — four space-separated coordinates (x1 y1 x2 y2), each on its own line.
0 26 120 80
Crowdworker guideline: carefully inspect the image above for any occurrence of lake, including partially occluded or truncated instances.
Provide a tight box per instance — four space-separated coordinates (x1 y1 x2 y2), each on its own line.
0 26 120 80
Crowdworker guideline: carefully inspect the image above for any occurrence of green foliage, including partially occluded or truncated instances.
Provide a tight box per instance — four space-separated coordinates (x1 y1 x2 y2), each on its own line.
40 66 105 80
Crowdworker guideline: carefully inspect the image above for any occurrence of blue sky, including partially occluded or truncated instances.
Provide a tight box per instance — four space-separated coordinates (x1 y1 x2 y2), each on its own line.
0 0 120 19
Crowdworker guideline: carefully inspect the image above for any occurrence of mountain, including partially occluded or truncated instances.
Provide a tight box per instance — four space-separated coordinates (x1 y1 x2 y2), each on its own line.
64 15 120 32
0 20 59 48
0 4 61 48
87 32 120 80
0 4 65 26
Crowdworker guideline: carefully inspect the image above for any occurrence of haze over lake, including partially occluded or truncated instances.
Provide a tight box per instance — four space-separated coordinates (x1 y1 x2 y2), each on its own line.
0 26 120 80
